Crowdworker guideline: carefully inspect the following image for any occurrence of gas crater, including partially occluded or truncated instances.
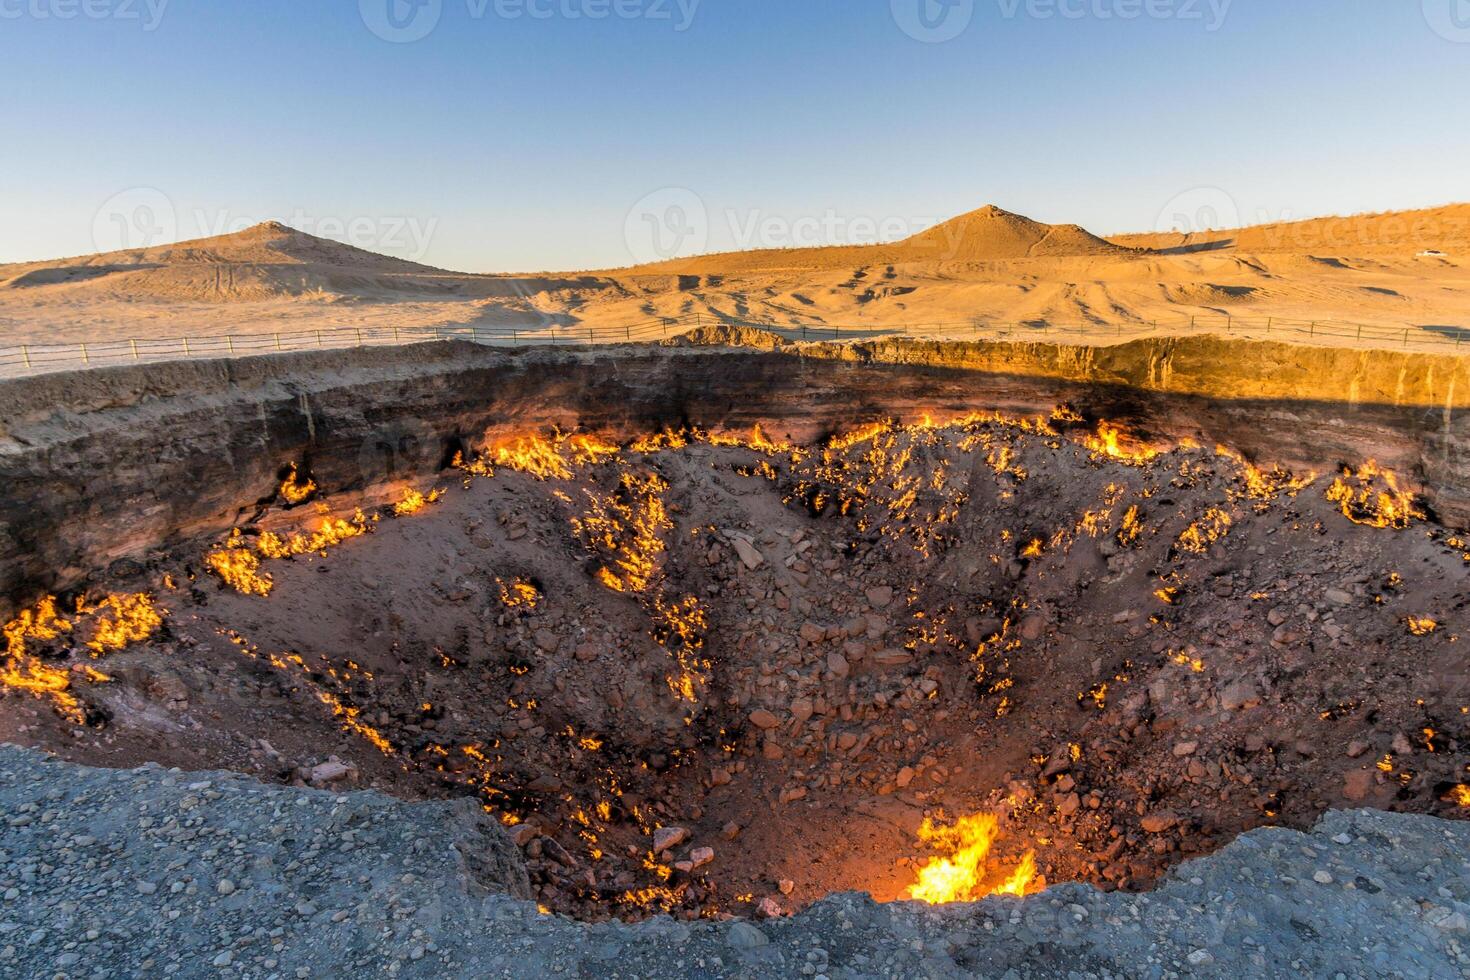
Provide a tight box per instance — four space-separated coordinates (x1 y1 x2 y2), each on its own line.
1 336 1467 924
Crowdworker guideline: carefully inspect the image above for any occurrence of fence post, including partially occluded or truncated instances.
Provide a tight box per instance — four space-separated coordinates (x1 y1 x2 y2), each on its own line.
588 327 593 344
626 325 631 341
1356 325 1362 341
228 336 235 355
80 342 89 365
1309 322 1316 337
274 332 281 351
512 329 518 346
394 327 400 343
1403 329 1409 348
181 337 190 357
21 345 31 369
130 339 139 360
1265 317 1272 333
356 328 363 347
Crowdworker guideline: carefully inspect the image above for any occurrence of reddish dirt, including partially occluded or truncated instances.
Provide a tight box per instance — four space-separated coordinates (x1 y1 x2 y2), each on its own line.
3 413 1468 921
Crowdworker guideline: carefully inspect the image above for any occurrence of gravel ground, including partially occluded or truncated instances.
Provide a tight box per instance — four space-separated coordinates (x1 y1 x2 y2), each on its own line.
2 745 1467 979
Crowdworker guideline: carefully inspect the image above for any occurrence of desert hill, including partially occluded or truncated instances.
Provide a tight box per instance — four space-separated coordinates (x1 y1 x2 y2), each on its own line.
0 202 1466 356
0 222 460 303
1111 203 1470 257
617 205 1128 276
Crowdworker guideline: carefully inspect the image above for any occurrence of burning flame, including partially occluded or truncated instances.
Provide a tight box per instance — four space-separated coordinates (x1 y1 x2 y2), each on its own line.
3 593 163 721
279 464 316 505
1407 616 1439 636
1 597 80 719
1176 507 1233 554
257 510 368 559
493 435 576 480
572 471 672 594
905 811 1038 904
206 533 274 595
84 593 164 655
1325 462 1421 530
392 487 445 517
498 577 541 610
1445 786 1470 808
1081 422 1159 465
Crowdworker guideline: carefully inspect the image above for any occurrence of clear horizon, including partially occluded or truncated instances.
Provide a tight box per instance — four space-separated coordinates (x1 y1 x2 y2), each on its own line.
2 0 1468 272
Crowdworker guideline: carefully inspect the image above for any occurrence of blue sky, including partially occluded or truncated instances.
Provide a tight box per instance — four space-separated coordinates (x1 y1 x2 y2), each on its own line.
1 0 1467 271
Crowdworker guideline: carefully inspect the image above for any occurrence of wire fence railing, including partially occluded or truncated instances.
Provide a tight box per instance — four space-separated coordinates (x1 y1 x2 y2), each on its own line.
1 311 1466 379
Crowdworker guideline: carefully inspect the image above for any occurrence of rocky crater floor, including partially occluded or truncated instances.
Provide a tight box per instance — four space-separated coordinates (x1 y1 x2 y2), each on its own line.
5 413 1470 917
1 745 1468 978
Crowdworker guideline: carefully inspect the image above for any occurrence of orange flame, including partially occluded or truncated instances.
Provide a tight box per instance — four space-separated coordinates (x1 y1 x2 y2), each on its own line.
84 593 164 655
1325 462 1421 529
1081 422 1159 465
392 487 445 517
1407 616 1439 636
279 464 316 505
905 811 1038 904
3 593 163 721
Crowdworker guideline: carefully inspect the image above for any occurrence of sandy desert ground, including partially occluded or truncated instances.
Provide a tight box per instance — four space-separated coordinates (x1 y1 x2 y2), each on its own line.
1 203 1468 360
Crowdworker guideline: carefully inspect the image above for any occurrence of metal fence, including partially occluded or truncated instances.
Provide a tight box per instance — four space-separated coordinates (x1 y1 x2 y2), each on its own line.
1 312 1466 379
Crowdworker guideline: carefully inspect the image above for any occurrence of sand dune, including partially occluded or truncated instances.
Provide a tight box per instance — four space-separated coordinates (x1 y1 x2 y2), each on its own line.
1 205 1466 354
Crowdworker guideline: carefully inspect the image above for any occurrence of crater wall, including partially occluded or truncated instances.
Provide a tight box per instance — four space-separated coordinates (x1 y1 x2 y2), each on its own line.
1 335 1466 615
